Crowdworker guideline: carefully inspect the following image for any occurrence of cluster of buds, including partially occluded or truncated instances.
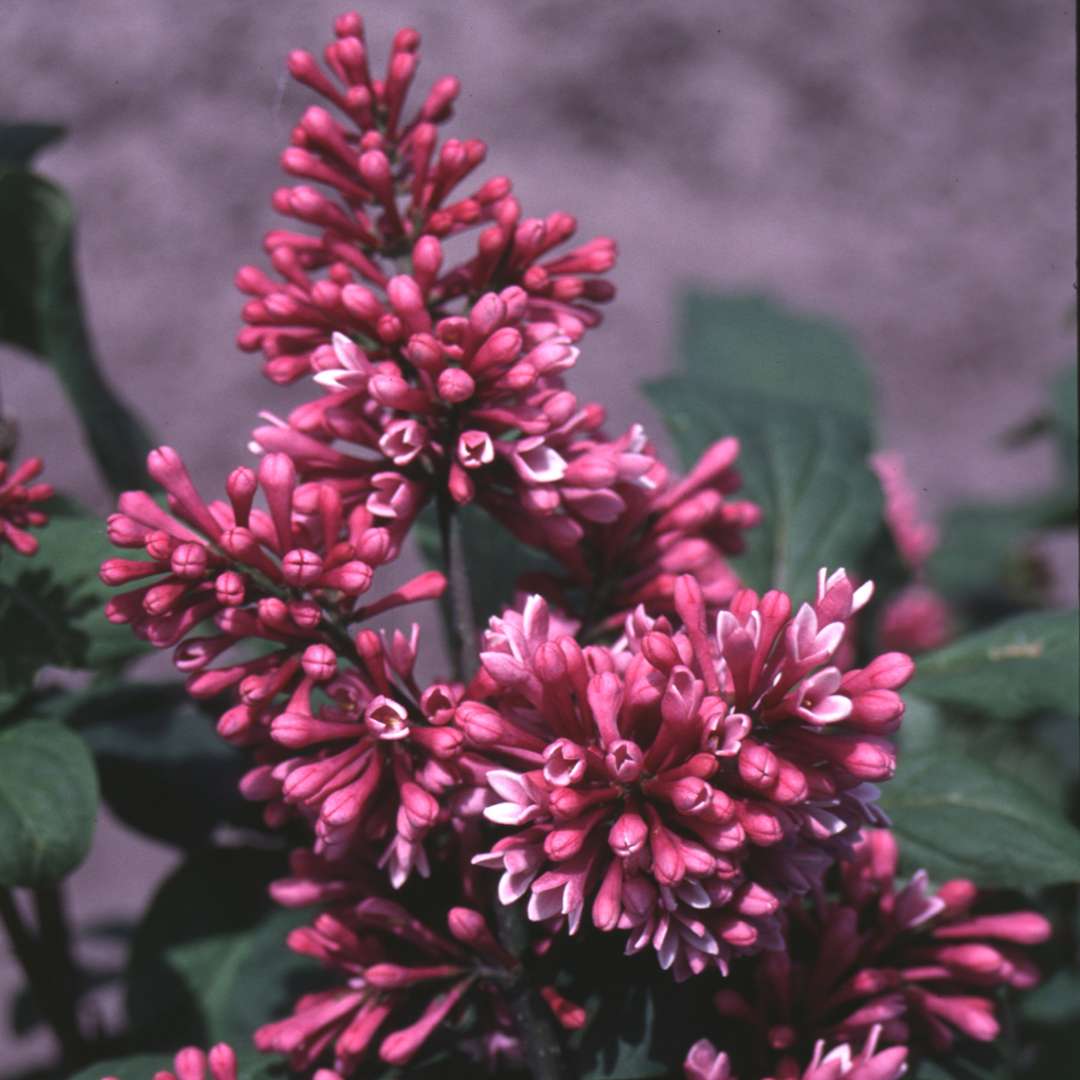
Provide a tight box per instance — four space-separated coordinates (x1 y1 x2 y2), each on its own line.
463 571 912 978
255 897 581 1074
99 1044 337 1080
0 455 52 556
90 13 1055 1080
236 12 614 386
698 829 1049 1075
686 1023 907 1080
685 1025 908 1080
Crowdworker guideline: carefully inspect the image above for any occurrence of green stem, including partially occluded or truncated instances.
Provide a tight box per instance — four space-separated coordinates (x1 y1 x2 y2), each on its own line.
493 902 569 1080
436 489 476 681
0 885 91 1069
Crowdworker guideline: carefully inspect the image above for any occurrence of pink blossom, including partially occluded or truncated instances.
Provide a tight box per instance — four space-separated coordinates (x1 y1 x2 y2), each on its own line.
98 1043 272 1080
870 452 938 573
684 1026 907 1080
237 15 615 385
877 585 953 655
101 446 459 883
0 456 53 556
256 897 578 1074
706 829 1049 1071
465 573 911 977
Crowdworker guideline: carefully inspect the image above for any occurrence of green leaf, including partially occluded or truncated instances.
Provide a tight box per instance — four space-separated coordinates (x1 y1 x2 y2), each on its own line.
571 982 670 1079
0 122 64 167
0 719 98 886
0 568 91 703
1021 969 1080 1026
0 167 152 491
61 682 263 847
127 849 325 1049
881 749 1080 887
673 291 875 422
911 611 1080 721
645 292 882 601
928 498 1063 603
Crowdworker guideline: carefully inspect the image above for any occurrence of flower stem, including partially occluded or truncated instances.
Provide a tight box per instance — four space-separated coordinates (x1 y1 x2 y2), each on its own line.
493 901 570 1080
436 491 476 682
0 884 91 1070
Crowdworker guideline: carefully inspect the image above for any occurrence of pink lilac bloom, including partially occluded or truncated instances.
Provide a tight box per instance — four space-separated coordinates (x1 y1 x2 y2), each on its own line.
256 896 580 1074
709 829 1050 1075
685 1025 907 1080
869 453 938 573
522 435 762 628
237 13 615 386
99 1043 332 1080
0 455 53 556
100 446 462 883
464 570 912 978
876 585 952 656
869 452 953 655
250 287 640 536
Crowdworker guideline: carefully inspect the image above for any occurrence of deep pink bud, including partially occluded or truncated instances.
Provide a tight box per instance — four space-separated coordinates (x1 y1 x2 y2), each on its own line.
608 812 648 858
436 367 476 403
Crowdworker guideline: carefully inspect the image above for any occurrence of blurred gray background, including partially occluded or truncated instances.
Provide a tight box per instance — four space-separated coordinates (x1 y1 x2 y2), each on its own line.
1 0 1075 1071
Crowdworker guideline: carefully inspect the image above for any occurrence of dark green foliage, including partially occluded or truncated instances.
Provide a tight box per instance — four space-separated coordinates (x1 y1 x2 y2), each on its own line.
646 292 883 603
0 152 152 491
126 849 325 1050
62 682 264 848
0 720 98 886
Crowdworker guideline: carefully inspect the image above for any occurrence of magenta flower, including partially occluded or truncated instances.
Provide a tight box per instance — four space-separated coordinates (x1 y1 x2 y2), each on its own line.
685 1025 908 1080
237 14 615 386
464 571 912 978
99 1044 305 1080
0 455 53 556
869 453 938 573
877 585 953 655
255 896 579 1074
707 829 1050 1073
518 435 761 627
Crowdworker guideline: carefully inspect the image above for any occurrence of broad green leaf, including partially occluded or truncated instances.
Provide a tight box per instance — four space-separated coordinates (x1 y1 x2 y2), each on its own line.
646 382 882 603
645 292 882 603
127 849 325 1048
1021 969 1080 1026
0 167 152 491
0 719 98 886
571 982 670 1079
911 611 1079 721
928 498 1064 603
881 750 1080 887
62 682 263 847
0 122 64 167
674 291 875 423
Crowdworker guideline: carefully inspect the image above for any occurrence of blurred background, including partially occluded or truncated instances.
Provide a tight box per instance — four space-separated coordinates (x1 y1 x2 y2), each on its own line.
0 0 1075 1072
